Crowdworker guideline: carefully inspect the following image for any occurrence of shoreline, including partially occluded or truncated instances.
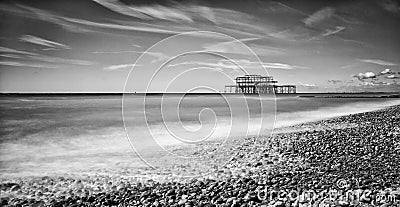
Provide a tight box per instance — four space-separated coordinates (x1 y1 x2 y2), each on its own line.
1 105 400 206
1 92 399 98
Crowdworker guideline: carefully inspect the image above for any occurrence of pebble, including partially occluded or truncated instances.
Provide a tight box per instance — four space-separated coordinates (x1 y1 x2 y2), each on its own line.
1 105 399 206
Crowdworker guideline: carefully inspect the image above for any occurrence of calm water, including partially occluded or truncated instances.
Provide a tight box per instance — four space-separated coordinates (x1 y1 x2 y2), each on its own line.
1 95 399 176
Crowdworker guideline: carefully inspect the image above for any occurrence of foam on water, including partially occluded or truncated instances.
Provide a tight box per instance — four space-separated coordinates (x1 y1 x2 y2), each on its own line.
274 99 400 128
0 95 399 175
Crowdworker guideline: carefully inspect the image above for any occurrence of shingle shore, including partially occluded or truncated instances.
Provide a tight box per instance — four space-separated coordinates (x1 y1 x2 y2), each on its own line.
1 105 400 206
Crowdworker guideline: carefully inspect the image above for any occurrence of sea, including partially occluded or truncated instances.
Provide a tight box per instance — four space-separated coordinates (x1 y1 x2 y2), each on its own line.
0 94 399 176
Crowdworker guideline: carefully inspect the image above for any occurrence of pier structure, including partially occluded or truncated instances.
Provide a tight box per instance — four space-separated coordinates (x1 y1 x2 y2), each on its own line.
224 74 296 94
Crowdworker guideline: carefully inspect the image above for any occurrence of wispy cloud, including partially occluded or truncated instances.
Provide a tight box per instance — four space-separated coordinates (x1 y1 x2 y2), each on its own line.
104 64 140 71
340 62 362 69
93 0 193 22
6 2 276 39
303 7 335 27
262 62 310 70
211 8 268 36
16 5 89 33
168 60 242 72
64 13 263 38
1 46 94 66
63 17 181 34
203 39 285 56
92 0 223 24
93 50 168 63
92 50 143 54
0 54 22 59
327 80 343 84
322 26 345 36
169 59 310 71
14 4 183 36
234 59 311 70
264 1 307 15
11 4 163 35
19 35 71 50
0 61 57 69
359 59 398 66
27 55 95 66
6 3 191 36
92 0 270 38
0 46 37 55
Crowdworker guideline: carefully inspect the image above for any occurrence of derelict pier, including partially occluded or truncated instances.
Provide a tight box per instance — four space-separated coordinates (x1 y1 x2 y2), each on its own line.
225 75 296 94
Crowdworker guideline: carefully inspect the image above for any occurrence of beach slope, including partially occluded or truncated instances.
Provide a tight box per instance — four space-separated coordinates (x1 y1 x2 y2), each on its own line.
1 105 400 206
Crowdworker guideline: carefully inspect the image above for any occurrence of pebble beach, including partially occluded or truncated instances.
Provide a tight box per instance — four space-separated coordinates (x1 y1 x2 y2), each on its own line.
1 105 400 206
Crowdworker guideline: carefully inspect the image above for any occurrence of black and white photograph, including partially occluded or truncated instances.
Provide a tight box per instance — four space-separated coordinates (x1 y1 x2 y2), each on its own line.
1 0 400 206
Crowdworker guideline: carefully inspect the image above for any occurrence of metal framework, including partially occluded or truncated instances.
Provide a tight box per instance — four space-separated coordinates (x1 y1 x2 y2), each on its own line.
224 74 296 94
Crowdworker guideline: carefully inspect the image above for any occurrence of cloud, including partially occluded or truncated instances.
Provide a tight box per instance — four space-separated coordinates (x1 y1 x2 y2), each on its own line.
27 55 95 66
92 50 143 54
359 59 398 66
386 74 400 79
203 39 285 56
16 5 89 33
0 54 22 59
1 46 94 66
211 8 269 37
379 68 394 75
262 62 310 70
380 0 400 13
168 60 242 72
340 62 361 69
322 26 345 36
168 59 310 71
14 4 179 35
92 0 271 38
362 72 376 78
0 46 37 55
92 0 249 25
303 7 335 26
264 1 307 15
343 81 400 91
19 35 71 50
327 80 343 84
352 72 376 80
0 61 57 69
86 12 262 38
93 50 168 63
14 4 192 36
8 2 273 39
92 0 195 22
359 82 375 86
104 64 140 71
63 17 181 34
357 80 394 86
298 82 317 87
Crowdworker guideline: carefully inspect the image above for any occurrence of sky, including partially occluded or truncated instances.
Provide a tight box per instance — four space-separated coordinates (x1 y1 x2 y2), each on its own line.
0 0 399 93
